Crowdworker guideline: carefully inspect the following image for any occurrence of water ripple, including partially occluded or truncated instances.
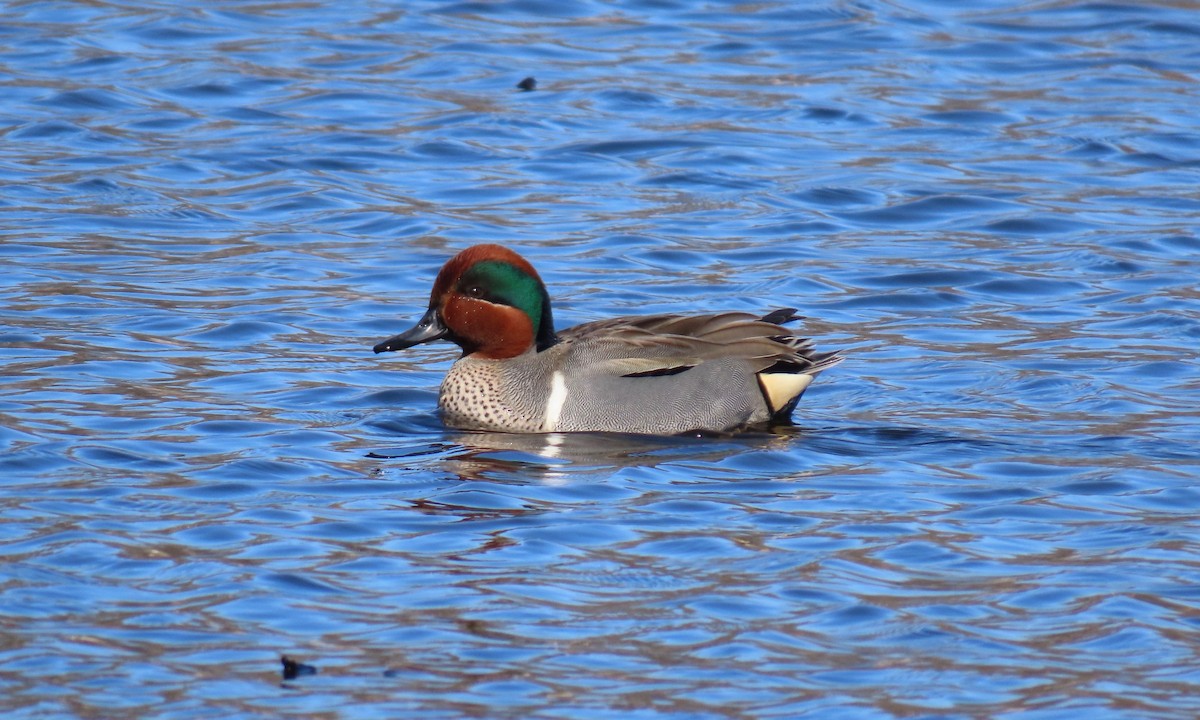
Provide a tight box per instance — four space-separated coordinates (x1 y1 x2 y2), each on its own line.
1 0 1199 718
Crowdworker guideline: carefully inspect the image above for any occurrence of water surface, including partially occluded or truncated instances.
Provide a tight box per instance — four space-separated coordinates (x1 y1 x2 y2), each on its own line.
2 1 1199 718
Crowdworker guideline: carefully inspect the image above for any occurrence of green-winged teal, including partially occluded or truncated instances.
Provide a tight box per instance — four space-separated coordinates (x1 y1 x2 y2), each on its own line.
374 244 841 434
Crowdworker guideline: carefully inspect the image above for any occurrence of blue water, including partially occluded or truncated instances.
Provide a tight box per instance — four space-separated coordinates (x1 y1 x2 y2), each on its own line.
3 1 1199 717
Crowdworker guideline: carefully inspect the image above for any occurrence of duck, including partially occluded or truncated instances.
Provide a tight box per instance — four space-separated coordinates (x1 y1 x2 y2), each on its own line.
373 244 841 435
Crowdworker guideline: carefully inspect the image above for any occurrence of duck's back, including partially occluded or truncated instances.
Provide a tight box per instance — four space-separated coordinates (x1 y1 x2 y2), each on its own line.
546 310 839 434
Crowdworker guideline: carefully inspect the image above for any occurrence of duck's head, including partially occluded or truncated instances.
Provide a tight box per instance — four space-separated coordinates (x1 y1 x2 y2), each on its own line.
373 244 556 359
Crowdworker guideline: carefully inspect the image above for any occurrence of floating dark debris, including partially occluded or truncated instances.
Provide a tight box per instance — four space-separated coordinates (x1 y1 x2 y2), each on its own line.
281 655 317 680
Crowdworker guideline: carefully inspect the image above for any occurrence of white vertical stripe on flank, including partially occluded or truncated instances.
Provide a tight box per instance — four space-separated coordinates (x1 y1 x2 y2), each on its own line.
544 371 568 430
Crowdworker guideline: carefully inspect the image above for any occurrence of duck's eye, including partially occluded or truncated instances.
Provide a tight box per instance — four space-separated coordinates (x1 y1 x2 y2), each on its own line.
464 285 484 298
